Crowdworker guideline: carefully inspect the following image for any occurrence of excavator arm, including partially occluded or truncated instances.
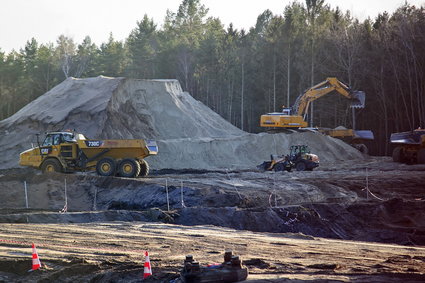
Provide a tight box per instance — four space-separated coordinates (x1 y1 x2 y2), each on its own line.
260 77 366 129
293 77 365 117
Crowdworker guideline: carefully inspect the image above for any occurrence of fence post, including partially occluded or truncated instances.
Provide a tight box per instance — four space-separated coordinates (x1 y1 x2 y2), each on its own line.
166 179 170 212
24 181 29 209
181 181 186 208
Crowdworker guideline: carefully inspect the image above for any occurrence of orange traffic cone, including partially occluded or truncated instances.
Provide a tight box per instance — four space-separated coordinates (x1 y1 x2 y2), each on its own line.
29 243 41 272
143 251 152 279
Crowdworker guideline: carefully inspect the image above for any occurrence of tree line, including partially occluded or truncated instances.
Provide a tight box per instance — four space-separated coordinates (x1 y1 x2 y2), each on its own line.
1 0 424 155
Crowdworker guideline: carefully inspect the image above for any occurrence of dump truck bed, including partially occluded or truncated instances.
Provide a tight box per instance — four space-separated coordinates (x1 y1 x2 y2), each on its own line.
77 139 158 160
390 130 425 145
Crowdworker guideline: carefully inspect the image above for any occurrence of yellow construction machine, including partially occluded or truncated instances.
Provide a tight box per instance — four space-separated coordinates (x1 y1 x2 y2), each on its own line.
391 128 425 164
260 77 365 128
19 131 158 177
260 77 373 153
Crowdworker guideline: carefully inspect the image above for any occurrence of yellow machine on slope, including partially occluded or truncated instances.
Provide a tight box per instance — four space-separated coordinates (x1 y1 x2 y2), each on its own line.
19 131 158 178
260 77 373 153
260 77 365 128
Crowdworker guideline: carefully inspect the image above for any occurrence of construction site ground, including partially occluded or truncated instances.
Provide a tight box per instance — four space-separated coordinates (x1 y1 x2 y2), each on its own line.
0 156 424 282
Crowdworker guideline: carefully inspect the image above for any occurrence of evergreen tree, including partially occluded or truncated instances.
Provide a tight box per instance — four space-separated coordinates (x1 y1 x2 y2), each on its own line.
99 33 126 77
126 15 158 78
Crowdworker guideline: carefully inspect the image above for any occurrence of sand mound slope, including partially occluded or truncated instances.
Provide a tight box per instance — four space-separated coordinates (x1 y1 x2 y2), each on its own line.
0 76 363 170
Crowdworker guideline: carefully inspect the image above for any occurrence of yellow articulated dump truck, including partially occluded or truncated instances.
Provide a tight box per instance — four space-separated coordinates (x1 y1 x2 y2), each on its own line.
19 131 158 178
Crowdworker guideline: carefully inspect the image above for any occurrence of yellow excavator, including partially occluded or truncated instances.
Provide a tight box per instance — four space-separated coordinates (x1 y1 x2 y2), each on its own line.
260 77 373 153
260 77 365 128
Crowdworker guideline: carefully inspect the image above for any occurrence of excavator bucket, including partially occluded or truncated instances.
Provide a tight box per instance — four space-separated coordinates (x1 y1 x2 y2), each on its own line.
350 91 365 108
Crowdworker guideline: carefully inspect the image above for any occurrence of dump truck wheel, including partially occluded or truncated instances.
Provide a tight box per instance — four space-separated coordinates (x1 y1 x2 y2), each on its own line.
295 161 306 171
41 159 63 173
392 146 403 163
138 159 150 177
118 158 140 178
417 149 425 164
96 157 116 176
273 163 284 172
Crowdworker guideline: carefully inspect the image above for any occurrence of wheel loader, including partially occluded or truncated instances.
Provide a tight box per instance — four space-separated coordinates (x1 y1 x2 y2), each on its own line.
257 145 319 172
19 131 158 178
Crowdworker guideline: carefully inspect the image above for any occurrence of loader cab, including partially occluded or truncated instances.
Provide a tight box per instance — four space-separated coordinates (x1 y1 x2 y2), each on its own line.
289 145 310 159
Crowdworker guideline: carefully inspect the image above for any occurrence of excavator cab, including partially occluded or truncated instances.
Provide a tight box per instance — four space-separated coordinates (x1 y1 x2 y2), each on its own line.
281 107 292 115
260 77 366 129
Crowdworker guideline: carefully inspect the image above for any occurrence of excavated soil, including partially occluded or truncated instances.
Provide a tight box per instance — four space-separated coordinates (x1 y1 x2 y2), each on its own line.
0 157 424 282
0 77 424 281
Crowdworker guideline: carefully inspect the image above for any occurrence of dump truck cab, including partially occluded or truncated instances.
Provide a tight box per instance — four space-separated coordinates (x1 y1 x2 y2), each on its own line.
19 131 158 178
20 131 86 172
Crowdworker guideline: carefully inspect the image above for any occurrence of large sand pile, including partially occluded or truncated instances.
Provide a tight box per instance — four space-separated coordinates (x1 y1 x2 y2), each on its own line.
0 76 363 170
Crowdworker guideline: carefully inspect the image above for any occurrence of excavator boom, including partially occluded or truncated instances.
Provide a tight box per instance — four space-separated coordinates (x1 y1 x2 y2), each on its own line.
260 77 365 129
293 77 365 116
259 77 373 154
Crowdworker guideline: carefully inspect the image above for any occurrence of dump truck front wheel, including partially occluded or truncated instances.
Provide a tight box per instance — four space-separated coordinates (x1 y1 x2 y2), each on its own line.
138 159 150 177
392 146 404 163
96 157 116 176
417 149 425 164
118 158 141 178
41 159 63 173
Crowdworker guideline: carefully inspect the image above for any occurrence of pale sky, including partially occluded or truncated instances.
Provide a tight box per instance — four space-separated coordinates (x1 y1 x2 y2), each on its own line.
0 0 423 53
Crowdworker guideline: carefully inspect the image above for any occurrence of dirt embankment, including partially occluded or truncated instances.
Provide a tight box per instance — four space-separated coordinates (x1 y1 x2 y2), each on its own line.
1 158 425 245
0 158 424 281
0 76 363 171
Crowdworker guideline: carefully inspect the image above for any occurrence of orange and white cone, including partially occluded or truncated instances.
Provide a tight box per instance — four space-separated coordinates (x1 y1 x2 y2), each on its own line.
29 243 41 271
143 251 152 279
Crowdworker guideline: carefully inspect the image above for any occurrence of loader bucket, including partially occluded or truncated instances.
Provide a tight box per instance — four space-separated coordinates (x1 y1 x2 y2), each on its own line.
350 91 365 108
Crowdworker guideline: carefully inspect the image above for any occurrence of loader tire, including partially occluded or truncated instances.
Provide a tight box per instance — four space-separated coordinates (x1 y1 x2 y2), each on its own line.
273 163 284 172
295 161 306 171
96 157 116 176
41 159 63 173
417 149 425 164
392 146 403 163
118 158 140 178
138 159 150 177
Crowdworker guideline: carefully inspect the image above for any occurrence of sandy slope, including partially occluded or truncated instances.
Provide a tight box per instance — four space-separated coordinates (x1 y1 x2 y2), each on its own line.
0 76 363 170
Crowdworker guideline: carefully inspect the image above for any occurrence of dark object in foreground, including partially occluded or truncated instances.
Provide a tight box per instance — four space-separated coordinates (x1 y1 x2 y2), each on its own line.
180 250 248 283
257 145 319 172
